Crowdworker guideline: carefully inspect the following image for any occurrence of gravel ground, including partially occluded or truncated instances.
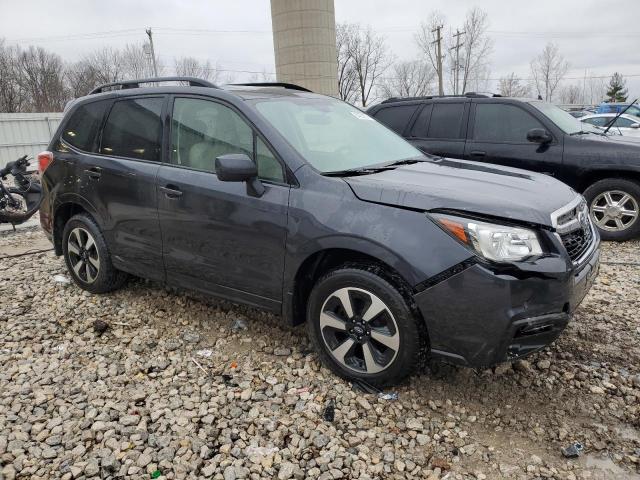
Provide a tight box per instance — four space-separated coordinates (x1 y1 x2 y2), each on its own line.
0 227 639 480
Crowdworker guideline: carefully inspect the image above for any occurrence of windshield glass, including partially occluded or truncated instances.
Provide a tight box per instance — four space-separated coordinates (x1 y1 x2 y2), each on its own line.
528 101 594 134
253 97 422 173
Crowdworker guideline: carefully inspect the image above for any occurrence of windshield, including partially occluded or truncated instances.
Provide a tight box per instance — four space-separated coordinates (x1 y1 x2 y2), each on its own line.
528 101 592 134
254 97 422 173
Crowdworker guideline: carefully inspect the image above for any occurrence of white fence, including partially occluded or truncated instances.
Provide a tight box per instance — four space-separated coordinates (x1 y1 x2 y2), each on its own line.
0 113 63 169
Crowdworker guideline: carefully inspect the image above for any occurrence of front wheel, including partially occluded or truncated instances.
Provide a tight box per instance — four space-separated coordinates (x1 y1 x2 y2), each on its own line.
583 178 640 241
307 266 426 386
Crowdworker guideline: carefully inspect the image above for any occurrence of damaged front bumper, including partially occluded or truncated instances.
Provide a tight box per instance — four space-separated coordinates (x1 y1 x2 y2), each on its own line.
414 245 600 368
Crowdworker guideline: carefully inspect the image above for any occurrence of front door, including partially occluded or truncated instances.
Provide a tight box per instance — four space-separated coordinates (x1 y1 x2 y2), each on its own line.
464 103 564 177
157 96 290 310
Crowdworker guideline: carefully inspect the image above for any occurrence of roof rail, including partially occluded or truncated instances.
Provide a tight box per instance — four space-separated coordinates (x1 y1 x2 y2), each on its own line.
230 82 312 93
381 92 498 104
89 76 219 95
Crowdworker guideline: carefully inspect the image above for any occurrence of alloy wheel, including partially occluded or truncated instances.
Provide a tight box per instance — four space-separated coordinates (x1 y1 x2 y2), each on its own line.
590 190 639 232
67 227 100 283
319 287 399 374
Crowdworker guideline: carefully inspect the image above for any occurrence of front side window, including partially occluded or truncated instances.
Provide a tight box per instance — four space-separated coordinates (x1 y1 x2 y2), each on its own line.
100 97 163 161
171 98 284 182
254 97 421 173
62 101 108 152
529 101 582 135
614 117 635 127
473 104 544 143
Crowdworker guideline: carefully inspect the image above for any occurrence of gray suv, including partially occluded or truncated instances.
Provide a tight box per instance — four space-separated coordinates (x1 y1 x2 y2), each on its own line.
39 77 600 385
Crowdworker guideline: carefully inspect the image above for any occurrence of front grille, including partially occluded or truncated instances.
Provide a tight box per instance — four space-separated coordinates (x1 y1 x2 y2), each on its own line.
553 198 595 263
560 224 593 262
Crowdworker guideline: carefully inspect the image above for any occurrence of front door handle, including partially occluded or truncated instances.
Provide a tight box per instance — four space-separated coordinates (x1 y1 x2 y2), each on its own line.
469 150 486 157
160 185 183 199
84 167 102 179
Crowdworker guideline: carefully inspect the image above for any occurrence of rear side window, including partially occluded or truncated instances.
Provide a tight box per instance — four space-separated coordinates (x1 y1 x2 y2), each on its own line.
100 97 164 161
61 101 108 152
583 117 608 127
373 105 418 134
473 104 543 143
427 103 465 139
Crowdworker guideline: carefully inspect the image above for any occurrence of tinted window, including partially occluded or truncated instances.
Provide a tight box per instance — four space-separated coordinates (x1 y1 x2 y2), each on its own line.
62 101 108 152
427 103 465 139
473 104 543 143
373 105 418 134
101 98 163 161
409 104 433 137
171 98 252 173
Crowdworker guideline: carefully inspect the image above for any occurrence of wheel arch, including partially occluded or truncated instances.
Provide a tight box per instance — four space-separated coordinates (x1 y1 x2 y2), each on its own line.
52 196 100 255
577 169 640 193
285 243 421 327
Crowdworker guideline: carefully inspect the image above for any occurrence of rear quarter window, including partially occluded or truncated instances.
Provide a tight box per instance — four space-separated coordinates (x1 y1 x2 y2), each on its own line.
373 105 418 134
60 101 109 152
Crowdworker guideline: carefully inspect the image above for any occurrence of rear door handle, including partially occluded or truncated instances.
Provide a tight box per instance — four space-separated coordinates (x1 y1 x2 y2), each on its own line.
84 167 102 179
469 151 486 157
159 185 183 199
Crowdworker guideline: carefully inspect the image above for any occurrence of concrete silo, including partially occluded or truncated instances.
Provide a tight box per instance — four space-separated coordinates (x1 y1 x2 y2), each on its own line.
270 0 338 96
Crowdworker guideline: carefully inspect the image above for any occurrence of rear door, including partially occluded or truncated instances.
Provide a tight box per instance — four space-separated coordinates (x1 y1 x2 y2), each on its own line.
83 95 166 281
157 96 290 310
405 101 469 158
464 102 564 176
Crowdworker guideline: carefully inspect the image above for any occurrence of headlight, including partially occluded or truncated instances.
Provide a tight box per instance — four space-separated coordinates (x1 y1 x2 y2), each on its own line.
432 213 543 262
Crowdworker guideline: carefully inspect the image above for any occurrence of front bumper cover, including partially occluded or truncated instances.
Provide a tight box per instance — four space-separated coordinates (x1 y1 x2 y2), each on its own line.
414 245 600 368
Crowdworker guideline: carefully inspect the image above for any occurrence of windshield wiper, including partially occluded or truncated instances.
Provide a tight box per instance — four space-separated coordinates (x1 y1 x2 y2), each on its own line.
602 98 639 135
570 130 606 137
324 157 426 177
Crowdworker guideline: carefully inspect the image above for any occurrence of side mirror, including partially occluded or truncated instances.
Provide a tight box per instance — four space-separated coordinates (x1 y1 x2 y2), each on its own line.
630 123 640 129
215 153 265 197
526 128 552 144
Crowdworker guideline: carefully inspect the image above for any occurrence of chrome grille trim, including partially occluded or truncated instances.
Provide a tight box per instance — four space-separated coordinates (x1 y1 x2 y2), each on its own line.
551 196 597 265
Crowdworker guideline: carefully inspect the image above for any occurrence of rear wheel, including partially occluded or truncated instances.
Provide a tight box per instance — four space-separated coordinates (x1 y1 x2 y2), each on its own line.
584 178 640 241
62 214 127 293
307 266 426 386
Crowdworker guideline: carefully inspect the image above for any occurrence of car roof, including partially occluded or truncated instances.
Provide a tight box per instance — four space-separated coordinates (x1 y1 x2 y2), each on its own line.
582 113 640 119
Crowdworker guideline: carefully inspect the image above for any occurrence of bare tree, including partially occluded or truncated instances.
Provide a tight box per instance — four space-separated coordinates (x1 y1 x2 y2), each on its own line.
559 84 582 104
175 56 215 81
336 23 359 104
415 11 447 94
16 46 68 112
0 39 25 112
380 60 436 99
530 43 569 101
346 25 390 107
65 60 102 98
460 8 493 94
245 68 274 84
498 72 531 97
121 43 155 79
583 74 607 105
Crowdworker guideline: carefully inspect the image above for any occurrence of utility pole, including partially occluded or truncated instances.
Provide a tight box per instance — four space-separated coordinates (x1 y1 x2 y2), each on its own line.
451 29 465 95
431 25 444 95
145 28 159 77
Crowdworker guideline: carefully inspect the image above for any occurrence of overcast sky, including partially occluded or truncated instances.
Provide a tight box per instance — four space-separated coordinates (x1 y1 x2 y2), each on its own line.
1 0 639 99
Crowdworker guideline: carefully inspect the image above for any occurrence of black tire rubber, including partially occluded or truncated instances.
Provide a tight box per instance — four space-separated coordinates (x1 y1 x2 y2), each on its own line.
306 265 427 387
62 213 127 293
583 178 640 241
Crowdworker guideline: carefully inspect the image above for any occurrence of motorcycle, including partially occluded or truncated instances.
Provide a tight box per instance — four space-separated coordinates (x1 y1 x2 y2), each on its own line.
0 155 43 227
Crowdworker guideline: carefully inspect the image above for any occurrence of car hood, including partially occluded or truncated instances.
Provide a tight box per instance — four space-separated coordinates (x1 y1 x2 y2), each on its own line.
344 158 578 227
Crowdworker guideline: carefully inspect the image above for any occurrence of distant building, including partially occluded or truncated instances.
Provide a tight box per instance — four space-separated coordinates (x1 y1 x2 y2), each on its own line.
270 0 338 97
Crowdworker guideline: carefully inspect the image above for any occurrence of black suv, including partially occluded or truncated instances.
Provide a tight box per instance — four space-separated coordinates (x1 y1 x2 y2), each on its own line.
368 94 640 241
39 77 600 385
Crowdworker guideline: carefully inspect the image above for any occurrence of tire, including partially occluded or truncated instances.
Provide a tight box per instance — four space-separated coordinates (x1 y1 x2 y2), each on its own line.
0 189 29 224
62 213 127 293
306 265 427 386
583 178 640 241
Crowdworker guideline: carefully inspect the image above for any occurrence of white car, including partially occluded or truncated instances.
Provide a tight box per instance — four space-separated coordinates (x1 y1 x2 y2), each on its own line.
580 113 640 137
